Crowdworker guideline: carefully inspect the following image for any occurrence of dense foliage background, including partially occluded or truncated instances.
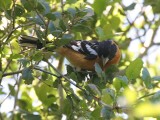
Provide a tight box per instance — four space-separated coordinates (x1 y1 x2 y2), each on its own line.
0 0 160 119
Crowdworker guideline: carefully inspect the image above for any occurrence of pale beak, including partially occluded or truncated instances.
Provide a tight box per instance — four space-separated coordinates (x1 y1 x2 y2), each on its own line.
102 57 109 66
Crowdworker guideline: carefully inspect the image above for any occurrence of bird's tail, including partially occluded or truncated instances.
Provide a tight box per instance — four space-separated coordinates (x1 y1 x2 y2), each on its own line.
18 35 44 49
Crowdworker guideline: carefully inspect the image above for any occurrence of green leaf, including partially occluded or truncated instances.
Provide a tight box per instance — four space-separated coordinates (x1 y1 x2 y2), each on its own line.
0 72 2 79
21 0 34 12
101 88 115 104
72 24 91 33
94 63 103 75
18 58 30 67
69 72 78 81
67 8 76 18
79 100 88 111
8 84 16 96
59 19 66 31
66 0 77 4
35 30 45 44
66 65 74 74
14 4 25 17
49 103 59 112
10 54 23 59
51 30 62 37
88 84 101 97
0 0 11 11
92 0 106 15
70 93 81 104
36 1 45 13
45 13 56 21
101 106 114 119
17 99 28 110
32 51 43 61
21 114 41 120
34 83 57 106
62 99 73 116
113 76 128 91
48 21 56 33
126 58 143 80
22 68 34 84
142 67 152 89
95 27 107 40
91 107 101 119
110 16 121 29
124 3 136 10
29 16 44 26
56 34 73 46
151 91 160 102
152 76 160 81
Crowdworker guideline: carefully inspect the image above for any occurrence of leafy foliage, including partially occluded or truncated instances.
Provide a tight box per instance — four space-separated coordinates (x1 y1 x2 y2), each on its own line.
0 0 160 120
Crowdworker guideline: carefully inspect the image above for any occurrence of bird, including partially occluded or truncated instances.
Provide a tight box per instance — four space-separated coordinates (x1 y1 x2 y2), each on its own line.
19 35 121 71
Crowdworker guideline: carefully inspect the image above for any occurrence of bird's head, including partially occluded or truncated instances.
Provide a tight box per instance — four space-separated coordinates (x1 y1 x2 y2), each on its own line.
97 40 121 70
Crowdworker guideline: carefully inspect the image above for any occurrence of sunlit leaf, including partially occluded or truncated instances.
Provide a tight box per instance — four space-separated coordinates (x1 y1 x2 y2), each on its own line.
0 0 11 11
124 88 137 104
10 54 23 59
92 0 106 15
134 102 160 117
62 99 73 117
101 88 115 104
110 16 121 29
34 83 57 106
126 58 143 80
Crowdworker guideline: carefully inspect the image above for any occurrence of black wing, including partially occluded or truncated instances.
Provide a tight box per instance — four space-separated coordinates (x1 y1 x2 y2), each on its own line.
65 40 99 60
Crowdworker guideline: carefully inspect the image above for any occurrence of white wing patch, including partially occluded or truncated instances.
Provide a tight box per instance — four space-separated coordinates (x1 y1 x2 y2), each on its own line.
85 44 98 55
71 45 81 51
66 40 99 60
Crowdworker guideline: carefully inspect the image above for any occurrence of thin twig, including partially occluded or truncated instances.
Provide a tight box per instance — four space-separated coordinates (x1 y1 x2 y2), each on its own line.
0 83 17 105
2 70 23 77
34 66 61 78
11 76 21 120
61 0 64 12
138 92 156 100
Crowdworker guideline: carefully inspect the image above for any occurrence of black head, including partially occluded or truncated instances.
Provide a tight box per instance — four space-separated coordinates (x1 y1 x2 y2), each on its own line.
97 40 117 61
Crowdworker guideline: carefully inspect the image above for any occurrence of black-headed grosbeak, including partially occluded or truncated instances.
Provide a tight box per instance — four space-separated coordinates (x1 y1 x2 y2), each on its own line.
19 35 121 71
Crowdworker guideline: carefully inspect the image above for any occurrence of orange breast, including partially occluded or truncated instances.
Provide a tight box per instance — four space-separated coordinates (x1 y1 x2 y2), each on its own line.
56 47 102 71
